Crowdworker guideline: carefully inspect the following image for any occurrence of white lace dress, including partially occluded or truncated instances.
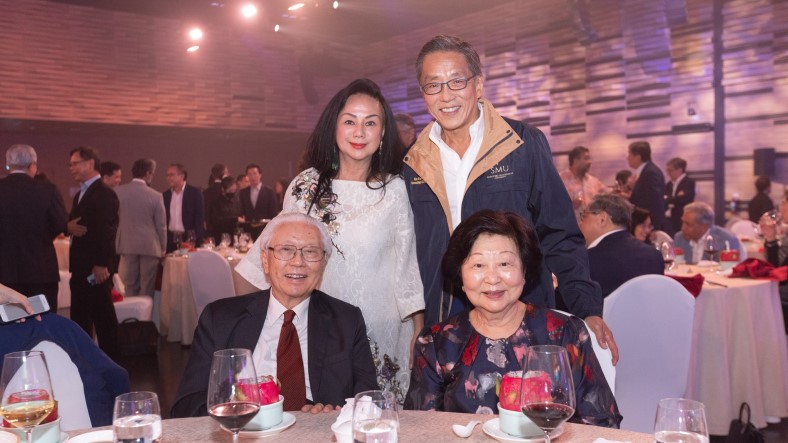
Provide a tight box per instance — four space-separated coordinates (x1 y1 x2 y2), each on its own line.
235 168 425 402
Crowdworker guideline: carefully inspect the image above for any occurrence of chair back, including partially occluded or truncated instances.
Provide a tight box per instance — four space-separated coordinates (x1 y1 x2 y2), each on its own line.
32 341 92 431
729 220 759 238
187 250 236 319
603 274 695 433
552 310 616 394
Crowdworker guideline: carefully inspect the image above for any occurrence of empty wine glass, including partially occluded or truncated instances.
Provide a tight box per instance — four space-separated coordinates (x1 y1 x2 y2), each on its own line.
0 351 56 443
173 232 183 251
519 345 576 443
207 349 261 443
186 230 197 249
653 398 708 443
703 234 719 262
113 391 161 443
352 390 399 443
661 241 676 271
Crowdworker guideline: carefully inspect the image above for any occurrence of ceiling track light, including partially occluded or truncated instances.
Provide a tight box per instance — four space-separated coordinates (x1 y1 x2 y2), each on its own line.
288 3 304 11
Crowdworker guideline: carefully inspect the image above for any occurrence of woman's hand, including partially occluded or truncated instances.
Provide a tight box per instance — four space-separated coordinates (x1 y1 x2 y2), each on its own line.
0 284 40 322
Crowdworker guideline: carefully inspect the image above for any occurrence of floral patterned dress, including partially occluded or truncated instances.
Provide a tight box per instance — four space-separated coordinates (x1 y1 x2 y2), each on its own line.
404 304 621 428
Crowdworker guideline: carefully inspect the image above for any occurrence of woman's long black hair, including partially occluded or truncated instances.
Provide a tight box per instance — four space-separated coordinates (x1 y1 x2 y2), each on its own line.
303 78 405 215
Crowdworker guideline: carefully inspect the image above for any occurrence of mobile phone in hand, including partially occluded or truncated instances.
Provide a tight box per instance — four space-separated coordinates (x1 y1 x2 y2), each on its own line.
0 294 50 322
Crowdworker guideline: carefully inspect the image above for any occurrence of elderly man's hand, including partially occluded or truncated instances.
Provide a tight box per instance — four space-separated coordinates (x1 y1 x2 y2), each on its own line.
584 315 619 366
301 403 340 414
67 217 87 237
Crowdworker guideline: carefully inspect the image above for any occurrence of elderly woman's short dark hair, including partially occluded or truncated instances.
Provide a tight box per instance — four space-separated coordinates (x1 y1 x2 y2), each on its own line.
587 194 634 230
441 210 542 291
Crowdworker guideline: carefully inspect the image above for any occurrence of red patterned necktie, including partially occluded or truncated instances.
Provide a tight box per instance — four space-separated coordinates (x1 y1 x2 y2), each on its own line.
277 309 306 411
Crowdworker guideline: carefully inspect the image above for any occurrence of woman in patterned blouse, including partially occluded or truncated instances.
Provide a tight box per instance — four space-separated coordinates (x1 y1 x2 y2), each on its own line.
404 209 621 428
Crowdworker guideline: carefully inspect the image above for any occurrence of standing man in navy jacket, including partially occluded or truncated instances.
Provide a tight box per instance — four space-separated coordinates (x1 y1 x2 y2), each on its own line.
627 141 667 232
67 146 119 358
163 164 205 252
402 35 618 363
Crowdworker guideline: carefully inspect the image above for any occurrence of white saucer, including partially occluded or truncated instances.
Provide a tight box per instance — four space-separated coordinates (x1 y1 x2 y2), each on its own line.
221 412 296 438
482 418 564 442
68 429 113 443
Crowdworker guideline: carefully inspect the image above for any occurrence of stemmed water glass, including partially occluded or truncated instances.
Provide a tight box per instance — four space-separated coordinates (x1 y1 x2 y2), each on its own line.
703 234 719 262
113 391 162 443
207 349 261 443
173 232 183 251
519 345 576 443
653 398 708 443
661 241 676 271
0 351 56 443
352 390 399 443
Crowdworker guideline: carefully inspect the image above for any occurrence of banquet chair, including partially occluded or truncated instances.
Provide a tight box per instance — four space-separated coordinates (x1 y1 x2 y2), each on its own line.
32 340 92 431
603 274 695 433
112 273 154 324
187 249 236 319
553 310 616 394
57 270 71 309
729 219 759 238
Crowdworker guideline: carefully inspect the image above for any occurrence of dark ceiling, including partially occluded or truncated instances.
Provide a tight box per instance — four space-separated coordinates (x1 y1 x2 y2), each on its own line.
48 0 514 43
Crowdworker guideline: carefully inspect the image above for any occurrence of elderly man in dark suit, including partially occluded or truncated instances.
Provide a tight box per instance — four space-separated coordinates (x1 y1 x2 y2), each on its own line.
0 144 68 311
664 157 696 236
163 164 205 252
67 146 120 358
627 140 667 232
171 212 378 417
580 194 664 297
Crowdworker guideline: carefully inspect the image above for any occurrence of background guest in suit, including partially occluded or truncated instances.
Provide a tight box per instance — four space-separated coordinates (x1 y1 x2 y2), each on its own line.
0 144 68 311
67 146 120 358
163 163 205 252
674 201 745 264
115 158 166 297
171 213 378 418
579 194 664 298
207 176 241 241
100 161 122 189
203 163 227 234
627 140 667 232
239 164 278 222
664 157 696 236
748 176 775 223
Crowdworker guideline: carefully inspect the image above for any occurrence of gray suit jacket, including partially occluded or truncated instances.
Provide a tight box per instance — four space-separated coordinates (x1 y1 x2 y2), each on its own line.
115 179 167 257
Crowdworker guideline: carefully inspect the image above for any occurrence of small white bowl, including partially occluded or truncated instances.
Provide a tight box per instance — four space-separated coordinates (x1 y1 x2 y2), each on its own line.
2 417 60 443
497 402 540 437
330 420 352 443
245 395 283 430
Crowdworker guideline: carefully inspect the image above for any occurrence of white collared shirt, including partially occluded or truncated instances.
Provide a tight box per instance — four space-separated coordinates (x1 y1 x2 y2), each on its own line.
670 173 687 197
252 295 312 401
634 162 647 179
587 228 626 249
688 228 711 264
78 175 100 203
168 183 186 232
429 103 485 229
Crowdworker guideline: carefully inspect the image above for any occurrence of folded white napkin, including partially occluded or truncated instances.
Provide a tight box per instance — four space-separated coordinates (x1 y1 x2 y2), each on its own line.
592 438 632 443
334 397 357 425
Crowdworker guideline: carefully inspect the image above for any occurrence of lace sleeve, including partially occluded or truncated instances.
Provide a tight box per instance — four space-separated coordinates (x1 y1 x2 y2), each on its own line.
391 178 425 320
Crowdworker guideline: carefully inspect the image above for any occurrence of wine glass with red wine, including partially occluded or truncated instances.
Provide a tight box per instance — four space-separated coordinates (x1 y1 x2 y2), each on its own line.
207 348 261 443
703 234 719 262
519 345 576 443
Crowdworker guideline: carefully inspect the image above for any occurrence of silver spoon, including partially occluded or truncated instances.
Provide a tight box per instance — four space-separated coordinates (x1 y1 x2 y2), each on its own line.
451 420 481 438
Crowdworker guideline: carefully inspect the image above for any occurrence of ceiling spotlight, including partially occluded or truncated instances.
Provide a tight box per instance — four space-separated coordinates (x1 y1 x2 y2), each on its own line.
333 1 339 8
241 4 257 18
189 28 203 40
187 45 200 52
274 24 280 32
288 3 304 11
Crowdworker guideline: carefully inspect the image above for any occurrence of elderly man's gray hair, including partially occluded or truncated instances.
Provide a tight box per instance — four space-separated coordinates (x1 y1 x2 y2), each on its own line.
258 212 333 259
587 194 634 230
6 144 37 168
683 201 714 225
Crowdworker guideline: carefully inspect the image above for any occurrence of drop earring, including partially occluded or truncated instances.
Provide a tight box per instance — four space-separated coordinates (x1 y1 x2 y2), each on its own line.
331 148 339 171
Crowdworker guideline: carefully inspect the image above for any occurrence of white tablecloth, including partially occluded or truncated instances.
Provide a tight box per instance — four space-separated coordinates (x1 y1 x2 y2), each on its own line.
159 251 258 345
674 265 788 434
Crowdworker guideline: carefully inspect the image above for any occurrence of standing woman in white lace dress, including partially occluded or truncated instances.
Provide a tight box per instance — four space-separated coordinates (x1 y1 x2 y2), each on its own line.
237 78 425 402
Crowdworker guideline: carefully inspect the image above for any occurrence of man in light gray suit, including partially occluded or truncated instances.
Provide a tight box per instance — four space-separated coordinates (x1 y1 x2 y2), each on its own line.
115 158 167 296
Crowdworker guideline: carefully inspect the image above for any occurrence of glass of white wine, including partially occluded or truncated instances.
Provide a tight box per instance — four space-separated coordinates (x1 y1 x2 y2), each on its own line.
654 398 709 443
0 350 56 443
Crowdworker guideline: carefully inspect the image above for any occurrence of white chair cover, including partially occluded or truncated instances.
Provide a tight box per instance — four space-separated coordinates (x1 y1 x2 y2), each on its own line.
187 250 236 320
729 220 759 238
603 275 695 433
57 270 71 309
553 310 616 394
32 341 92 431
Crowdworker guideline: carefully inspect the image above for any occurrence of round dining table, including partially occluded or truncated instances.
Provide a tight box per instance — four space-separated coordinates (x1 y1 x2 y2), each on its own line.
66 410 654 442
